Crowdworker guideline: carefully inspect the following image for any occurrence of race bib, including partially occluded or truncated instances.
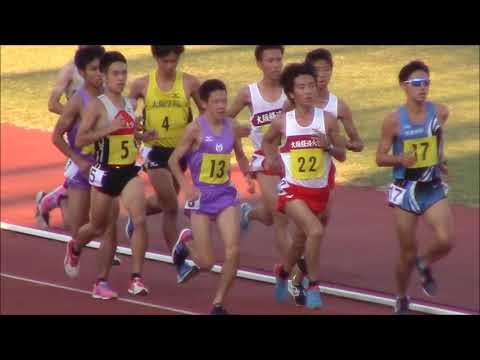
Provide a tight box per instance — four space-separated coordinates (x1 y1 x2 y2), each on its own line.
199 153 231 184
64 158 79 179
388 184 406 206
184 196 201 210
403 136 438 168
88 166 106 187
108 135 138 165
291 148 325 180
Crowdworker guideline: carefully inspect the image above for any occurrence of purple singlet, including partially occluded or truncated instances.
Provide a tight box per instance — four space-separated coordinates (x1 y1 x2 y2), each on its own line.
184 116 239 219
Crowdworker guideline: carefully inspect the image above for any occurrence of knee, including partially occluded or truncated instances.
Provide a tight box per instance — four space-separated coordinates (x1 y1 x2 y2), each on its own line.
308 225 324 241
131 214 147 230
437 231 454 254
264 214 274 226
225 244 240 262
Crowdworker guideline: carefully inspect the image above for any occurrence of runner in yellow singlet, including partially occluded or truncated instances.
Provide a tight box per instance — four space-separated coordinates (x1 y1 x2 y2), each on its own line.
128 46 203 283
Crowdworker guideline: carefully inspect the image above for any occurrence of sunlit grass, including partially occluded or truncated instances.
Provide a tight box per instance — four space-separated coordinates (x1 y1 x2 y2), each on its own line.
1 45 478 206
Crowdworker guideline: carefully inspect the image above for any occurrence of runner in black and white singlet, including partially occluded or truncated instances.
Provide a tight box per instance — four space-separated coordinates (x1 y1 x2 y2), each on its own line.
64 51 154 299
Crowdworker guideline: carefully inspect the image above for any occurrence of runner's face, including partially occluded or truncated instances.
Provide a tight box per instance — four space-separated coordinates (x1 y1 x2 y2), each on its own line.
206 90 228 121
258 49 283 80
105 62 127 94
156 52 179 76
401 70 430 103
82 58 103 89
291 74 316 107
312 59 332 89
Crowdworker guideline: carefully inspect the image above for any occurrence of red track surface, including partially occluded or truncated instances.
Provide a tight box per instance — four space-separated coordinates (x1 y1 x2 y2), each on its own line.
1 123 479 314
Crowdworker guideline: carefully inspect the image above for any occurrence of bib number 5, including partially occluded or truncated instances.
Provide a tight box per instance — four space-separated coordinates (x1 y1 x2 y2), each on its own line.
89 166 106 187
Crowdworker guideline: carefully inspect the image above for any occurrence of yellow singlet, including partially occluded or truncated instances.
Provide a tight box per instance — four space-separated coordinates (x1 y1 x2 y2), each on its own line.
144 70 190 148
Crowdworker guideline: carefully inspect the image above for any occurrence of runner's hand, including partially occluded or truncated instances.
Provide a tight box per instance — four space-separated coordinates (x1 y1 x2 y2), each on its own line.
184 184 201 202
143 129 159 142
346 139 364 152
312 130 330 150
400 152 416 167
234 124 251 138
245 173 255 194
77 157 91 178
264 154 283 174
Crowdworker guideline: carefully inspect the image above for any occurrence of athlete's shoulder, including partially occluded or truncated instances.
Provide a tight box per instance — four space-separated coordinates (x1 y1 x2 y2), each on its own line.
337 96 351 113
182 72 201 87
433 102 449 122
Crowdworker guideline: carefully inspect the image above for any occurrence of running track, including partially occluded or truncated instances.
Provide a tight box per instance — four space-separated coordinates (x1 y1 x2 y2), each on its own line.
1 123 478 314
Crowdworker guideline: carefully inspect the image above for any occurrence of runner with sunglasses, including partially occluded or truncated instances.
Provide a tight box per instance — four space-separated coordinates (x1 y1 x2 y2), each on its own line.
375 60 454 314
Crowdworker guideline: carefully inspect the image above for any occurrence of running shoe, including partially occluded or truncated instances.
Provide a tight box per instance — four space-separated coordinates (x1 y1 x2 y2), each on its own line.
128 276 149 296
240 202 252 231
112 255 122 266
172 228 193 266
288 277 309 306
35 191 50 229
415 257 437 297
210 304 229 315
176 262 200 284
92 281 118 300
274 264 289 304
394 296 411 315
305 283 323 309
64 240 80 278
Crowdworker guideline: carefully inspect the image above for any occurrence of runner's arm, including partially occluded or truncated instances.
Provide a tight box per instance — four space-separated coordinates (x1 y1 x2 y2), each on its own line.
186 74 205 115
226 86 250 118
168 122 199 189
376 112 415 167
338 98 364 152
325 112 347 162
52 95 87 165
48 63 74 115
128 76 147 111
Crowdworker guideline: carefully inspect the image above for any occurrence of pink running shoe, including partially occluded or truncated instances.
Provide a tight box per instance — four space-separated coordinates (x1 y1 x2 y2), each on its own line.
64 240 80 278
92 281 119 300
128 277 149 296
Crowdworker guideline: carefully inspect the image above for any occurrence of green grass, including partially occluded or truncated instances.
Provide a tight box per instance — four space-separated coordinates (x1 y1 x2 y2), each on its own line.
1 45 478 206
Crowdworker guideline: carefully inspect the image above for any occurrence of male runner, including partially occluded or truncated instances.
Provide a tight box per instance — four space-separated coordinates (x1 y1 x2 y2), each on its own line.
376 60 453 314
127 46 202 282
169 79 251 314
65 51 154 297
288 48 364 304
262 62 346 309
227 45 292 266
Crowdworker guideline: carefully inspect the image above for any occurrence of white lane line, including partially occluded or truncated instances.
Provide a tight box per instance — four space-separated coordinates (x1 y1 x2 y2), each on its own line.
1 273 200 315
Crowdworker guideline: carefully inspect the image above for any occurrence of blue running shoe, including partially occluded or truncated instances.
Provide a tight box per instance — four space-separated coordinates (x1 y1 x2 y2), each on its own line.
415 257 437 297
240 202 252 231
394 296 410 315
176 262 200 284
125 215 134 240
305 284 323 309
274 264 289 304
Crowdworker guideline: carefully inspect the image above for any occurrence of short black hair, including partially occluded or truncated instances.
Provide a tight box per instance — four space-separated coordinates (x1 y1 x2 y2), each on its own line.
151 46 185 58
399 60 430 83
280 62 317 100
74 45 106 70
199 79 227 102
305 48 333 68
100 51 127 73
255 45 284 61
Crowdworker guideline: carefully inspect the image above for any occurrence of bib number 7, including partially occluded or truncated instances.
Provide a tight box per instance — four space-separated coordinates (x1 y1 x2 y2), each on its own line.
388 184 406 206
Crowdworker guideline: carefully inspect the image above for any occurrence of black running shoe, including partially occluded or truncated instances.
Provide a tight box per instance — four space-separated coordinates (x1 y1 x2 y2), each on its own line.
210 304 229 315
415 257 437 297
